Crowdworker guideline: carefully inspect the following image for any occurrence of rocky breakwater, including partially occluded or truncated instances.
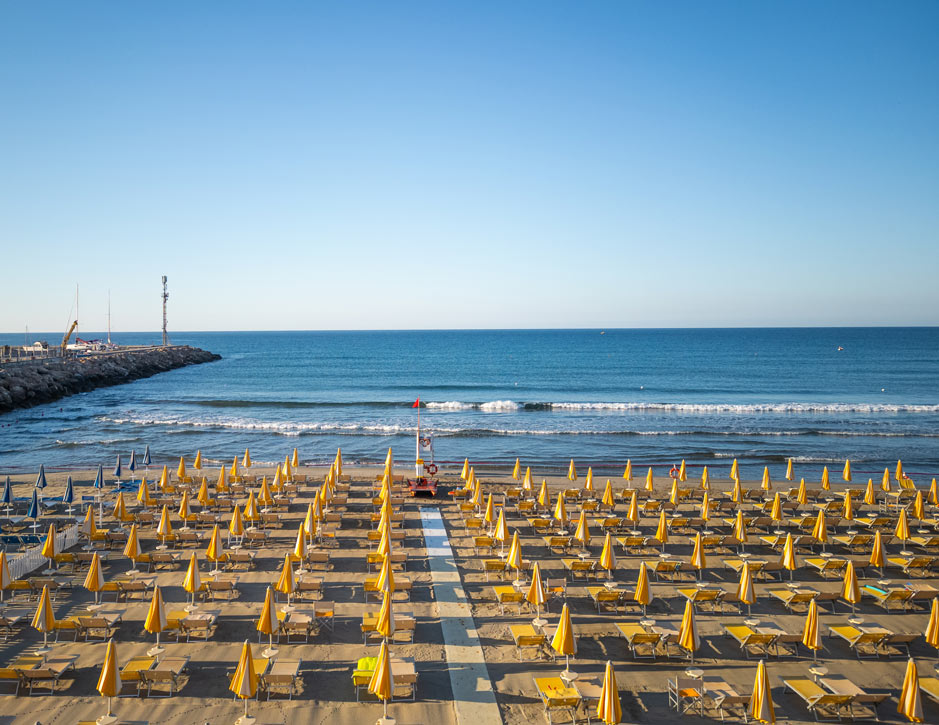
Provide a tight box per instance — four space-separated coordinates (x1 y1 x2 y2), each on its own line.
0 346 221 413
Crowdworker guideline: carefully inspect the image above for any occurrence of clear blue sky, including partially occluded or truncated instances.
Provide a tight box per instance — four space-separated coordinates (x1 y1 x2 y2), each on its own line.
1 1 937 333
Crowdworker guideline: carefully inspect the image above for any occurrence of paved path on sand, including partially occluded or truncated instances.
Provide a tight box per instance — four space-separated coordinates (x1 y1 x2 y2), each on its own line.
420 507 503 725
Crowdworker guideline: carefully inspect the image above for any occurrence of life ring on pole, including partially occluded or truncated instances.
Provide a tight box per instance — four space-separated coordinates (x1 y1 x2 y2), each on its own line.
425 463 438 476
669 465 679 480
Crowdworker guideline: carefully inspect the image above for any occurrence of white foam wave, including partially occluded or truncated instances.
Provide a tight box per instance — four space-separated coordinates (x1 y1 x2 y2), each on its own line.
543 402 939 413
425 400 520 412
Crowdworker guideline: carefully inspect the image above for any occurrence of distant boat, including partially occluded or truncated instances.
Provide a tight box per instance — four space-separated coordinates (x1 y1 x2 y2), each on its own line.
837 346 844 351
600 331 605 335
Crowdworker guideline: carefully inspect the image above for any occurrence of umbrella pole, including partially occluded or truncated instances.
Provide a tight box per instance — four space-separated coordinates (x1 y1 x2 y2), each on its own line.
108 695 113 716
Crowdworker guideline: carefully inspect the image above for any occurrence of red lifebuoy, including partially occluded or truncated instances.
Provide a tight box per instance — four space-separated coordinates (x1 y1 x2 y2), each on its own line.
669 466 679 479
425 463 438 475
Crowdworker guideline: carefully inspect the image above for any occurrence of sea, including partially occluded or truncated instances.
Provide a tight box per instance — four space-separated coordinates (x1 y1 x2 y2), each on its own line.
1 328 938 482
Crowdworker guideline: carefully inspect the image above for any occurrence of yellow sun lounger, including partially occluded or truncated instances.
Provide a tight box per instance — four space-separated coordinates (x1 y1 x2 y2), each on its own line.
614 622 660 659
783 678 852 721
534 676 582 724
510 624 545 660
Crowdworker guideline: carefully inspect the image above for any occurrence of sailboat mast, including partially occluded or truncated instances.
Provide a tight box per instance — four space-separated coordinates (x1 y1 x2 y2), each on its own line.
107 290 111 345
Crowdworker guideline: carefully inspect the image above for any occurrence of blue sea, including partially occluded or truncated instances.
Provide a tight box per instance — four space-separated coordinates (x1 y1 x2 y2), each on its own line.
1 329 938 481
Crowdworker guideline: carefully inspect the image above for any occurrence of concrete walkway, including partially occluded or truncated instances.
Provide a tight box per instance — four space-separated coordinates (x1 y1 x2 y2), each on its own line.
420 507 503 725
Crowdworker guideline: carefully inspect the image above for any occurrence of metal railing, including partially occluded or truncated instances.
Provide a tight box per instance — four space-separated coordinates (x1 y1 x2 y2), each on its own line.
8 524 79 580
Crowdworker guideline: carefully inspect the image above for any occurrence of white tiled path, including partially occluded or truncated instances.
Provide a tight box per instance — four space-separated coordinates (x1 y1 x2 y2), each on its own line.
420 507 503 725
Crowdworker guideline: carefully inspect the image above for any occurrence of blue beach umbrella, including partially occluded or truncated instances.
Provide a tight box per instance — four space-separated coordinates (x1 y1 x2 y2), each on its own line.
1 476 12 507
93 464 104 490
143 445 151 467
36 464 47 490
128 450 137 473
113 455 122 479
63 475 74 511
27 488 40 531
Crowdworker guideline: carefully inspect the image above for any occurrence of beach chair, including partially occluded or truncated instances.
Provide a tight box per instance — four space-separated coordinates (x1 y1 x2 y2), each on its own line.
205 578 238 601
679 587 725 613
229 549 257 570
862 585 914 612
76 615 120 641
473 535 496 555
911 534 939 551
819 675 888 720
119 656 155 697
283 617 314 643
0 655 42 696
828 625 887 659
832 533 873 552
314 601 335 633
587 586 624 613
138 656 189 698
804 557 848 578
919 677 939 706
259 658 301 700
879 632 917 658
493 585 524 615
667 676 703 715
724 625 776 659
887 555 937 577
646 559 683 582
614 622 660 660
20 655 78 695
483 559 506 581
545 578 567 609
769 589 818 613
534 676 582 724
510 624 546 660
0 614 25 642
297 578 323 601
543 535 574 553
783 679 852 721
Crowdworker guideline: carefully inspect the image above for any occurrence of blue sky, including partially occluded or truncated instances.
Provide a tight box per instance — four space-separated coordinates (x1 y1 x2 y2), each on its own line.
1 1 937 332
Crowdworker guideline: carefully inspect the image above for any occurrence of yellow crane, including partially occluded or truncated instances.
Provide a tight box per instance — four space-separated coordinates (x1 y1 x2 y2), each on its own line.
61 319 78 355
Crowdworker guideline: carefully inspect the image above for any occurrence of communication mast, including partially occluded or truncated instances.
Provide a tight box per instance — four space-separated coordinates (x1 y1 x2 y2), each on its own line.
161 276 169 346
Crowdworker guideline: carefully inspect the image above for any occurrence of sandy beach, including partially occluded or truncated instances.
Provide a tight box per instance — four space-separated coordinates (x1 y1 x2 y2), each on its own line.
0 460 935 724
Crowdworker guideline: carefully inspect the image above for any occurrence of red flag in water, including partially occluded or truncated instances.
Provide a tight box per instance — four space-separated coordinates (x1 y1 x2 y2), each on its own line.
412 398 420 408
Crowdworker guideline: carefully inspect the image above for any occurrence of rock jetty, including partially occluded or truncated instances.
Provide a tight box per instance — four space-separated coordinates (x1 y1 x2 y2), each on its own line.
0 346 221 413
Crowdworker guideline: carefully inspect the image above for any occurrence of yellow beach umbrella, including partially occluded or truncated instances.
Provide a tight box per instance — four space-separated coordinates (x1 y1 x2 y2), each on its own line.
820 466 830 491
526 561 546 620
112 491 129 523
259 477 274 507
368 639 395 720
929 478 938 506
731 477 743 504
842 491 854 521
376 587 395 641
243 491 259 522
32 584 56 648
193 450 202 470
83 551 105 604
691 532 706 580
737 561 756 615
123 523 142 565
377 554 395 595
864 479 876 506
654 510 668 550
812 510 828 550
471 481 482 508
551 603 577 672
96 638 121 722
41 523 56 567
596 660 622 725
196 477 211 507
870 530 885 572
802 598 822 660
898 657 923 723
460 458 469 481
230 456 239 478
599 532 616 579
242 448 251 468
896 459 905 482
626 490 639 525
896 508 910 544
206 524 224 569
464 467 475 491
913 491 925 521
230 504 245 539
584 467 594 491
770 492 782 524
645 466 654 492
623 460 632 482
678 459 687 482
537 480 550 508
182 553 202 609
483 494 495 528
797 478 808 505
554 491 568 525
881 467 892 493
601 479 615 508
669 478 680 506
494 509 509 552
701 465 710 490
257 585 278 655
137 477 154 506
158 465 170 493
785 458 793 481
781 533 797 580
700 491 710 522
734 509 749 548
678 600 700 661
925 597 939 653
574 511 591 549
0 552 10 603
291 525 306 572
761 466 772 491
506 531 524 581
512 458 521 481
567 460 577 482
843 459 851 482
634 562 651 613
178 489 191 524
730 458 739 481
842 560 861 613
749 659 776 724
275 553 295 608
176 456 186 481
217 465 228 494
230 640 259 721
157 504 173 546
522 467 533 492
376 524 392 558
144 585 167 649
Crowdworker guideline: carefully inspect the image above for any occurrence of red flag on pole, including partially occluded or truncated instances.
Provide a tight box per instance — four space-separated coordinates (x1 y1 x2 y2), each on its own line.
412 398 420 408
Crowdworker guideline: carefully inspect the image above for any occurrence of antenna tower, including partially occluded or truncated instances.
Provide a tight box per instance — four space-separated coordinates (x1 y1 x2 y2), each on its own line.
161 276 169 346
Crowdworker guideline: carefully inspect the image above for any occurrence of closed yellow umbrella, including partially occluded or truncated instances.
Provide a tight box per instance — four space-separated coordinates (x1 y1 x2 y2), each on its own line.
843 491 854 521
770 492 782 523
257 585 279 656
230 504 245 539
522 467 533 492
157 504 173 547
178 489 191 525
734 509 749 549
785 458 793 481
259 477 274 507
483 494 495 528
749 659 776 724
897 657 923 723
551 603 577 672
464 466 475 491
700 491 710 522
242 448 251 468
32 584 56 649
781 533 797 580
376 524 392 558
41 523 56 569
802 599 822 660
526 562 547 620
0 552 10 603
145 585 167 651
812 510 828 551
842 560 861 613
243 491 259 522
206 524 224 572
493 509 509 553
626 490 639 525
669 479 680 506
217 465 228 494
584 467 594 491
761 466 772 491
230 639 259 722
460 458 469 481
881 467 892 493
601 479 615 508
701 465 710 490
870 530 885 572
230 456 239 478
599 532 616 579
113 491 129 523
645 466 654 492
929 478 938 506
737 561 756 616
196 477 211 507
574 511 591 549
123 523 142 566
293 447 302 470
137 477 154 506
843 459 851 482
654 510 668 550
368 639 395 720
634 562 651 614
730 458 739 482
896 459 905 482
596 660 622 725
471 481 482 508
158 464 170 493
896 508 910 544
797 478 808 505
678 600 700 662
96 638 121 723
512 458 521 480
731 477 743 504
820 466 830 491
377 553 395 595
182 552 202 610
925 598 939 653
506 531 524 583
275 553 295 610
83 551 105 605
290 525 306 573
678 460 687 482
567 460 577 482
554 491 568 526
376 587 395 641
913 491 925 521
177 456 186 481
691 532 706 580
864 479 876 506
623 460 632 482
